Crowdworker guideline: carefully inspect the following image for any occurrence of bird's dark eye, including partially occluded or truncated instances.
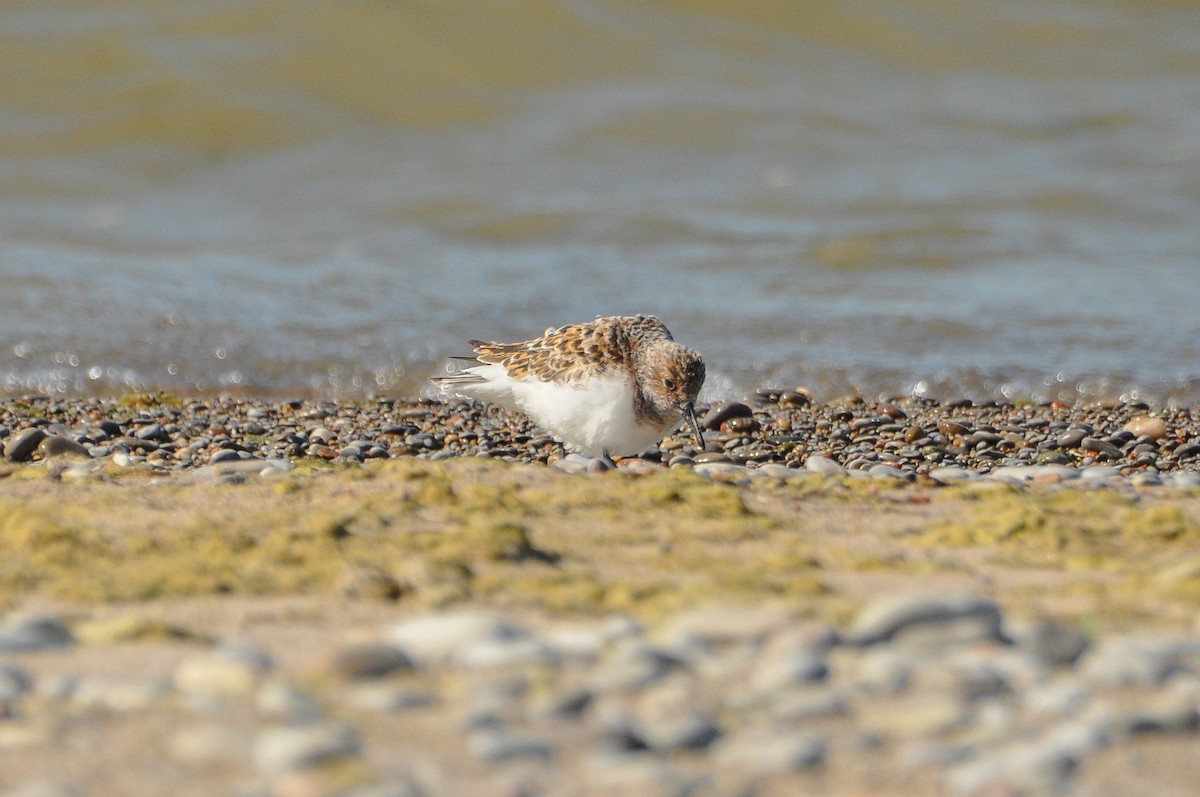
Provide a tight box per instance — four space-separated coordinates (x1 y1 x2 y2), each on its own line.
663 378 676 391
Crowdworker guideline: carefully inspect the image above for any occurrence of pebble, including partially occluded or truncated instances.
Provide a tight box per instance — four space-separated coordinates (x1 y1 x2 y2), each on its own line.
693 462 750 484
37 435 91 459
1077 636 1189 686
701 401 752 431
0 595 1198 794
331 643 416 680
174 645 273 698
1081 437 1123 459
389 611 529 665
848 594 1003 647
1124 414 1168 439
0 615 74 651
468 729 555 763
0 395 1195 494
927 466 976 483
253 723 361 774
804 455 845 476
868 463 911 480
4 427 47 461
621 711 722 752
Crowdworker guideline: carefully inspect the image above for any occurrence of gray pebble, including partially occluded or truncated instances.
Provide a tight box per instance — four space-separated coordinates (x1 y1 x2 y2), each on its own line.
135 423 166 441
804 455 845 475
1021 621 1089 668
0 615 74 651
253 723 360 774
1081 465 1123 481
1166 471 1200 488
988 464 1079 483
455 634 561 669
332 643 416 680
868 463 911 480
587 455 616 473
38 435 91 459
552 453 590 474
0 663 32 696
344 684 439 713
1082 437 1123 459
1056 429 1088 448
1078 636 1189 686
4 427 47 461
753 462 796 480
848 594 1004 647
627 712 722 751
1122 694 1200 734
467 729 555 762
927 466 977 483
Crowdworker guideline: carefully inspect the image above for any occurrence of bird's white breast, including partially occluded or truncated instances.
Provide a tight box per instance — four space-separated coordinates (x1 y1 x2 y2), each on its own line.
452 366 668 457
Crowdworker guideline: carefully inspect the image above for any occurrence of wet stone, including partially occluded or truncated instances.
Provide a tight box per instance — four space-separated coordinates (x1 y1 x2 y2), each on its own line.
1056 428 1088 448
1173 441 1200 459
38 435 91 459
135 423 166 441
4 428 47 461
701 401 753 431
938 420 970 437
1082 437 1123 459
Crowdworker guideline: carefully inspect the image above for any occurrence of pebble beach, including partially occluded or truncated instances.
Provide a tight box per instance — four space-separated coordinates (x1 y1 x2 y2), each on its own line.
2 391 1200 796
4 391 1200 483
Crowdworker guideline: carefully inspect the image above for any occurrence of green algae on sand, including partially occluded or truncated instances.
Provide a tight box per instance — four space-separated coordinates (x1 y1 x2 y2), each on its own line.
3 460 1200 629
0 460 818 617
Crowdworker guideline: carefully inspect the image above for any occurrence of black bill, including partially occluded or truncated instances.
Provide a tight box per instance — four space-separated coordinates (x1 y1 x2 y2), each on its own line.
684 401 704 450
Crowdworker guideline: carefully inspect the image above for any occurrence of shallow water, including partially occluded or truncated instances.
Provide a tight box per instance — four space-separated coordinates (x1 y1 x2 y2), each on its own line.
2 0 1199 403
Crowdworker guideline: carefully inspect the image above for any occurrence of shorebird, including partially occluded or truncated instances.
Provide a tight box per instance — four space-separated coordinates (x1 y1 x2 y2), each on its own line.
432 314 705 458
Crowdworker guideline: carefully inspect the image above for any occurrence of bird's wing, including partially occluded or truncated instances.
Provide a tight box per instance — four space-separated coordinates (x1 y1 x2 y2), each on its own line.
468 315 669 384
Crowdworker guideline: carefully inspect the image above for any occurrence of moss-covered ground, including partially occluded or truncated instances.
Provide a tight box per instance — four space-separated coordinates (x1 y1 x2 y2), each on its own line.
2 460 1200 631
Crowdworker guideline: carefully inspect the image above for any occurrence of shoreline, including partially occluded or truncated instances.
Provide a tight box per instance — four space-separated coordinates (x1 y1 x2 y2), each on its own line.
2 391 1199 480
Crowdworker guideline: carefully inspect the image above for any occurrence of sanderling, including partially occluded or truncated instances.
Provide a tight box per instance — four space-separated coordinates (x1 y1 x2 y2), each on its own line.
432 314 706 458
